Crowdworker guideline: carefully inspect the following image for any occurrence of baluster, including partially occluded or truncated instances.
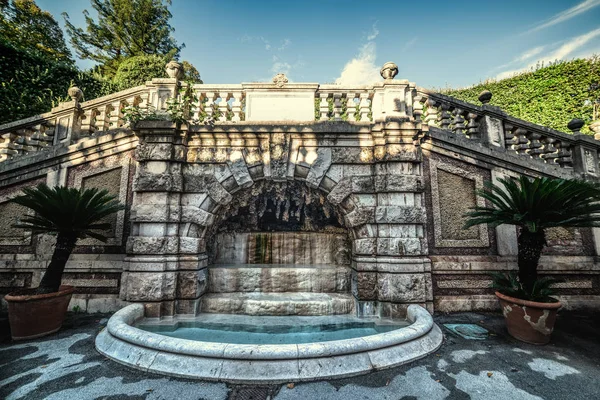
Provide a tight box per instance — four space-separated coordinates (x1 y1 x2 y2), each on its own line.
319 92 329 121
0 132 19 162
81 108 98 135
333 93 343 121
346 92 357 121
466 112 479 139
231 91 242 122
437 102 451 130
424 98 438 127
503 123 517 149
359 93 370 122
109 100 123 128
525 132 543 158
540 137 559 164
556 141 574 168
218 92 230 122
452 108 466 135
31 124 52 148
15 129 35 155
513 128 530 156
204 92 215 121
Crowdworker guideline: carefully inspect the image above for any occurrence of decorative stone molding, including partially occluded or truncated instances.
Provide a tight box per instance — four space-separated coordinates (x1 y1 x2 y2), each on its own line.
73 160 131 246
429 158 489 248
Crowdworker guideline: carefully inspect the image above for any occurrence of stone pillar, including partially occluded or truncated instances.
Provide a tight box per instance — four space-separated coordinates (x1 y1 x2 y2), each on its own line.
568 120 599 179
352 64 433 317
122 121 208 318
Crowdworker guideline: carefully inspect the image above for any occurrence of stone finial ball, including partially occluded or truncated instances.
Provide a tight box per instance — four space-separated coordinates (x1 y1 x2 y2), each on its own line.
165 60 183 79
380 62 398 80
478 90 492 104
567 118 585 132
68 86 83 102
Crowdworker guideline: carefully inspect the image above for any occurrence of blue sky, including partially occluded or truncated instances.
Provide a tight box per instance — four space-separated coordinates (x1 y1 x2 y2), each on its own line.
38 0 600 88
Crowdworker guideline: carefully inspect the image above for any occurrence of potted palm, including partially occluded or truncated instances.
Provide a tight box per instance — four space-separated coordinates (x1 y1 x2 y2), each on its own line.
464 176 600 344
3 185 124 340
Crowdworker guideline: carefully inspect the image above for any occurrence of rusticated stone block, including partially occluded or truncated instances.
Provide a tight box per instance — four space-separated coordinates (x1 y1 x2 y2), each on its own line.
181 206 215 227
345 207 375 227
135 143 174 161
374 175 423 192
227 153 254 188
134 171 179 192
354 272 377 299
375 206 425 224
327 177 352 205
377 273 427 302
132 204 169 222
377 238 424 256
124 271 176 301
353 238 376 255
176 269 208 299
183 173 232 204
127 237 179 254
180 237 205 253
305 148 332 188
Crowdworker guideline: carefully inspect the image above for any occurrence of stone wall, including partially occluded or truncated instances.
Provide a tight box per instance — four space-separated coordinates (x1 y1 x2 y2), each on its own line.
0 67 599 316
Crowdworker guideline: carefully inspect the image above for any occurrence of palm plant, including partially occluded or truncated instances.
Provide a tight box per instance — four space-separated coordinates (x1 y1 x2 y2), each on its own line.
464 176 600 299
11 184 124 294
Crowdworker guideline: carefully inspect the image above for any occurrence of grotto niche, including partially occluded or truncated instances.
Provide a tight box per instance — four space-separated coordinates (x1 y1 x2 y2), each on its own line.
207 180 351 266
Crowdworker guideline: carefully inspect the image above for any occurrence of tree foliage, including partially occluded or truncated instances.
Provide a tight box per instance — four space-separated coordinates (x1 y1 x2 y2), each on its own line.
63 0 181 76
0 0 72 61
0 38 117 124
113 54 202 90
444 57 600 134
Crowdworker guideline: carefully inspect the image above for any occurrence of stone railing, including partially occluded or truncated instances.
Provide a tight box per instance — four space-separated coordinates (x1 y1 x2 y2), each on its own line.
1 60 599 176
415 88 600 176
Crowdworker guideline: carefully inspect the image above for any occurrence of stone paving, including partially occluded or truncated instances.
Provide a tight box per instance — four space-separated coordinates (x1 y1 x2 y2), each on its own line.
1 310 598 400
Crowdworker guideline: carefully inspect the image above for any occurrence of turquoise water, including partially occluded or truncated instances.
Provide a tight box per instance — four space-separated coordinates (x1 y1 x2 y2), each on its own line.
137 320 406 344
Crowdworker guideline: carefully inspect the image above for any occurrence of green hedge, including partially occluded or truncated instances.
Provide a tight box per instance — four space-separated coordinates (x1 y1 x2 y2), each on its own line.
443 57 600 134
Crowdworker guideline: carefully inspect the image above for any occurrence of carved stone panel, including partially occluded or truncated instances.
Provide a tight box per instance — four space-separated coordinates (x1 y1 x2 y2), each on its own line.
430 159 489 248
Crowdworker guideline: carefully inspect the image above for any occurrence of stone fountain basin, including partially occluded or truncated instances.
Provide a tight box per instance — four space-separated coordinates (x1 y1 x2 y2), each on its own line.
95 304 443 383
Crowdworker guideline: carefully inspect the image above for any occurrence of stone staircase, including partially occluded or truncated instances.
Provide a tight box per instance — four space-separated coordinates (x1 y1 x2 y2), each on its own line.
201 264 356 316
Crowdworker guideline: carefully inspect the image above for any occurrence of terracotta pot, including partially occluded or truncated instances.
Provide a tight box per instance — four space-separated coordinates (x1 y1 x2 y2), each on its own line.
4 285 75 341
495 291 561 345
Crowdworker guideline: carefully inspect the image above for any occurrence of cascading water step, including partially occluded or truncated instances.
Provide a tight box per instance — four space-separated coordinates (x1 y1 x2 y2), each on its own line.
200 292 356 316
207 264 351 293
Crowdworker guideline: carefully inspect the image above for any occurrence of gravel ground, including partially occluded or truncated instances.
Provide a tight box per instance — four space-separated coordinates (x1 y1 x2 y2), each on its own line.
0 309 598 400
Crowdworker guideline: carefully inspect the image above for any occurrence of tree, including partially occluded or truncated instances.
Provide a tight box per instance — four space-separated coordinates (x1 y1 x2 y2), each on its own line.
11 185 124 294
63 0 182 76
0 0 72 62
464 176 600 297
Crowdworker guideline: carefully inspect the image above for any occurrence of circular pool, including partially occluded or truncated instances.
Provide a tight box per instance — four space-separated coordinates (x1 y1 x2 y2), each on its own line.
96 304 443 383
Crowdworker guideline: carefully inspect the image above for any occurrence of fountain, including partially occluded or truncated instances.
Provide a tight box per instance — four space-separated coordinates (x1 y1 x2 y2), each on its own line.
96 181 442 382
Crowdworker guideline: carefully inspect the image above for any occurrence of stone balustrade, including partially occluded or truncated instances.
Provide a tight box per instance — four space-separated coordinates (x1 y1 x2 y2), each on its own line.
415 89 599 175
1 60 599 178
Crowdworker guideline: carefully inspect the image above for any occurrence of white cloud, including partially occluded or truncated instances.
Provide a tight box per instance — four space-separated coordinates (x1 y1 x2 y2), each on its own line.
496 27 600 79
335 22 382 86
278 38 291 51
367 21 379 41
402 37 418 52
239 35 271 50
515 46 545 62
524 0 600 34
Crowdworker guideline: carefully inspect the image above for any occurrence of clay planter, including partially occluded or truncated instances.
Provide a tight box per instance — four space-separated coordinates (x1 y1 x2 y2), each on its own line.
495 291 561 345
4 285 75 341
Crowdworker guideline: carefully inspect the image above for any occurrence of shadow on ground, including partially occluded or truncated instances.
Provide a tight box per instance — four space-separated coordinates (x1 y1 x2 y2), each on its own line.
0 309 599 400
